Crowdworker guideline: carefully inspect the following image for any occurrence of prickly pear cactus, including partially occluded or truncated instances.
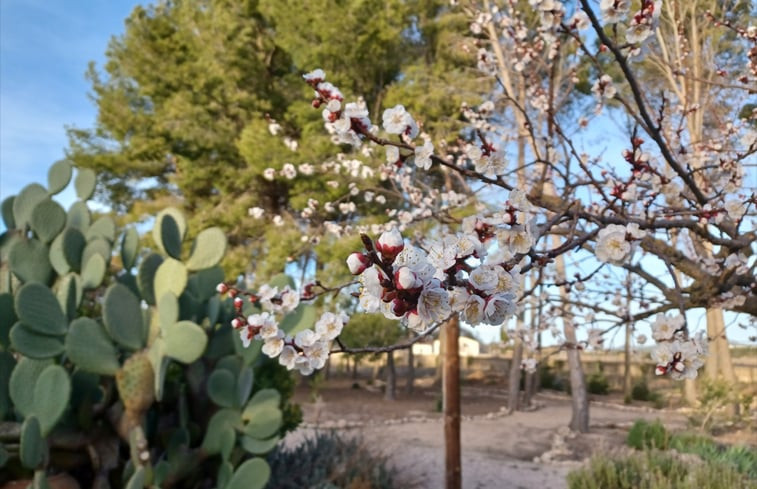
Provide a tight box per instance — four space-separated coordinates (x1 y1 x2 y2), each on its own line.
0 163 298 488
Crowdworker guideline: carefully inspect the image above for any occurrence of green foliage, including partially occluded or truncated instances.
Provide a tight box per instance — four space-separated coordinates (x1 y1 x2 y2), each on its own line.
669 432 757 479
630 380 664 408
567 450 753 489
626 419 670 450
625 420 757 480
266 432 407 489
587 370 610 395
227 457 271 489
66 0 486 279
0 168 299 487
689 379 754 432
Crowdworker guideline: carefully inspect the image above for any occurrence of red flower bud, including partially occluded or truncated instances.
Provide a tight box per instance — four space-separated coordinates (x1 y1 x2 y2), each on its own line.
346 252 371 275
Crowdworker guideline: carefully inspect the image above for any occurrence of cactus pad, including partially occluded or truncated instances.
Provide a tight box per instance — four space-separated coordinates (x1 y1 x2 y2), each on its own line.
86 216 116 243
185 227 227 271
163 320 207 364
81 253 107 290
33 364 71 435
56 273 83 321
47 160 73 195
61 227 86 271
9 238 54 285
9 323 65 359
103 283 145 350
15 282 68 336
66 318 120 375
137 253 163 305
30 200 66 244
20 416 44 469
226 458 270 489
120 227 139 270
1 196 15 229
12 184 48 230
74 168 97 200
154 258 188 303
66 200 92 231
117 352 155 415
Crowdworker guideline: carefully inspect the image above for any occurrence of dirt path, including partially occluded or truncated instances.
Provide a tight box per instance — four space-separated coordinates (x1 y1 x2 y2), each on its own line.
285 381 688 488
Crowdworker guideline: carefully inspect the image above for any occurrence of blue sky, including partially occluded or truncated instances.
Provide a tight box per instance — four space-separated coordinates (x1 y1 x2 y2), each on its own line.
0 0 141 204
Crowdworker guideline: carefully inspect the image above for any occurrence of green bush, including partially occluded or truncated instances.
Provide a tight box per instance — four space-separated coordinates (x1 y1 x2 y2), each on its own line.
266 432 408 489
626 419 669 450
587 371 610 395
631 380 651 401
688 379 755 432
670 432 757 479
567 450 753 489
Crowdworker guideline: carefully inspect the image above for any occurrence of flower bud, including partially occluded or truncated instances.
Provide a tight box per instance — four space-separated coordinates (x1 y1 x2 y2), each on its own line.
394 266 419 290
233 297 244 309
655 364 668 376
216 283 229 294
390 298 411 316
346 252 371 275
381 288 397 303
231 318 243 329
376 228 404 261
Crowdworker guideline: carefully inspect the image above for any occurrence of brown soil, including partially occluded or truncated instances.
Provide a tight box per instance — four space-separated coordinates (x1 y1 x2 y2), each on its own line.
284 377 690 489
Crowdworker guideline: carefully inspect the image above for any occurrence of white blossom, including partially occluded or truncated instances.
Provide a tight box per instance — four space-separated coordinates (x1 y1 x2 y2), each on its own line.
414 140 434 170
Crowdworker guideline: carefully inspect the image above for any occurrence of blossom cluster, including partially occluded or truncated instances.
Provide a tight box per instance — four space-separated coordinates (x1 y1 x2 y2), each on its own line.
594 223 646 265
348 220 526 333
217 282 348 375
650 313 708 380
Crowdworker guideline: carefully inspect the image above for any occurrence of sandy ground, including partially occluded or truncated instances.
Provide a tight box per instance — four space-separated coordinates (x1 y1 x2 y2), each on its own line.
283 379 692 489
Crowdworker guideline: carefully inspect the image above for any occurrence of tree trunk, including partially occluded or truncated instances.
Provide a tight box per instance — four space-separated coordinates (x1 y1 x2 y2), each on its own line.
351 357 358 380
624 321 632 403
443 315 461 489
709 308 738 415
523 367 535 408
434 321 446 387
566 346 589 432
508 339 523 413
385 350 396 401
552 233 589 433
406 342 415 394
684 378 697 406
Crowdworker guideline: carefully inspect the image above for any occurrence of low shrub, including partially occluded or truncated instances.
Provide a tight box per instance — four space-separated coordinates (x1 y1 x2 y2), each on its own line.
670 432 757 479
626 419 669 450
266 432 409 489
587 371 610 395
567 450 752 489
626 424 757 481
688 379 755 432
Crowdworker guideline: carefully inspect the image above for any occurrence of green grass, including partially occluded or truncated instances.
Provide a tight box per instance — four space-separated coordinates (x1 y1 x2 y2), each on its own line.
624 419 757 480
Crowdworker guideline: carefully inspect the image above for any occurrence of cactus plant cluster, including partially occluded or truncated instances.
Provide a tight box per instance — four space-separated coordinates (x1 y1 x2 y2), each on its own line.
0 162 304 488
